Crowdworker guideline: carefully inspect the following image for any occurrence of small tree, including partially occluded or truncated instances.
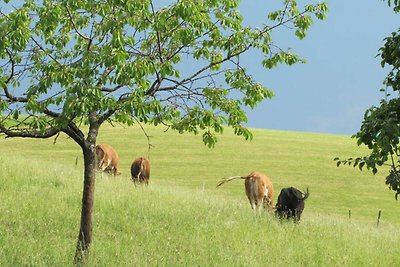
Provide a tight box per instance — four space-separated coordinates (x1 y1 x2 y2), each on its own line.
0 0 327 263
335 1 400 199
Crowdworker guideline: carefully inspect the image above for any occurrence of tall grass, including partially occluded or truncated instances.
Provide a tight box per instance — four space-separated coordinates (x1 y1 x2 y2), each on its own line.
1 125 399 265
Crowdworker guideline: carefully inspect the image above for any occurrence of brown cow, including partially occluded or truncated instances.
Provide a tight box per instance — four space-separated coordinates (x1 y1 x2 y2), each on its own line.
217 171 274 211
131 157 150 185
95 143 120 176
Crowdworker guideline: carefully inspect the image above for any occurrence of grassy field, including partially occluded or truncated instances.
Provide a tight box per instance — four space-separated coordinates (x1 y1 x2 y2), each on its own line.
0 124 399 266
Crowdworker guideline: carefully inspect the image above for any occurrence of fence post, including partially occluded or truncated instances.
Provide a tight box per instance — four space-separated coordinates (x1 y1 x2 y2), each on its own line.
377 210 382 227
348 210 351 221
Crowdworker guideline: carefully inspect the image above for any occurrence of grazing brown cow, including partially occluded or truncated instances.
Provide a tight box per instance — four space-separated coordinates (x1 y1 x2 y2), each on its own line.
95 144 120 176
131 157 150 185
275 187 309 223
217 171 274 210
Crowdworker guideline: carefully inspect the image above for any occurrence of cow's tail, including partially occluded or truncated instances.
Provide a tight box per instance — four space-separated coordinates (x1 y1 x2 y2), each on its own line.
302 187 310 200
134 158 142 181
216 176 245 187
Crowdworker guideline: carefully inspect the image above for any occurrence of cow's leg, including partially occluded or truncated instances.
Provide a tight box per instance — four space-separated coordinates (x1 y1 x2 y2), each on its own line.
250 192 259 210
262 188 271 210
247 196 257 210
97 158 104 171
294 207 303 223
254 182 260 211
262 196 270 210
282 206 291 219
289 208 296 220
100 159 111 171
132 175 139 186
245 177 259 210
137 169 143 184
245 193 255 210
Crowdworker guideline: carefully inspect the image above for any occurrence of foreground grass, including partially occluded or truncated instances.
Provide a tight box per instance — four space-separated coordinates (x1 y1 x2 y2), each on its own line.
0 153 399 266
1 125 399 265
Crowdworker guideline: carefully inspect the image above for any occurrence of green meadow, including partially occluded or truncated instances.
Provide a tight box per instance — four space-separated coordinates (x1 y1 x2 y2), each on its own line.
1 124 399 266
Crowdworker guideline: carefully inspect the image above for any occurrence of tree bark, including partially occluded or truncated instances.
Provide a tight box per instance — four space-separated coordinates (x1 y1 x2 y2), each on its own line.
71 114 100 264
74 141 97 264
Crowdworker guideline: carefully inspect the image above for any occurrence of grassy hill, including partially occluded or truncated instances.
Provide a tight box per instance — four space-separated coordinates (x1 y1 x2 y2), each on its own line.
1 124 399 266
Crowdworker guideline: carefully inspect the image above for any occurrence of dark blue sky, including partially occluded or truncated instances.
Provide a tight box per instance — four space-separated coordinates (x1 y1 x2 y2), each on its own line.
241 1 398 135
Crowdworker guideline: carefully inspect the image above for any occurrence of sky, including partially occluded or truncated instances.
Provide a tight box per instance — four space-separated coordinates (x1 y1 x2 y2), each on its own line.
239 1 399 135
1 1 398 136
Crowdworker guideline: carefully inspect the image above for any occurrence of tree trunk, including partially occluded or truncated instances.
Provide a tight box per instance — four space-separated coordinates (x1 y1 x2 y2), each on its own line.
74 142 97 264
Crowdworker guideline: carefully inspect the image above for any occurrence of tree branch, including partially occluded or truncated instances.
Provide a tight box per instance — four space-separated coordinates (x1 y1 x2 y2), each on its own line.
65 5 91 42
30 37 62 66
62 121 85 148
0 123 60 139
264 8 309 34
43 107 61 118
2 49 28 103
150 0 164 64
145 75 163 96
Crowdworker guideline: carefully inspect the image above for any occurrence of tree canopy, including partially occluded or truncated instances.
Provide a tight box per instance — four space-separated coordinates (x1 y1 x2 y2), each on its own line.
386 0 400 12
0 0 327 147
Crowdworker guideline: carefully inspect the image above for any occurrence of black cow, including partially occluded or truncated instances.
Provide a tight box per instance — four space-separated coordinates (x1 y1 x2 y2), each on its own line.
275 187 309 222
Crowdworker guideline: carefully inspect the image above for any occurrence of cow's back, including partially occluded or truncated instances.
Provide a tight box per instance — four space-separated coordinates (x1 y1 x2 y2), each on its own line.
99 143 119 163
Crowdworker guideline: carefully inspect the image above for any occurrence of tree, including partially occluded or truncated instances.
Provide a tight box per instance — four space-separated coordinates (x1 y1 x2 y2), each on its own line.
0 0 327 263
335 1 400 199
386 0 400 12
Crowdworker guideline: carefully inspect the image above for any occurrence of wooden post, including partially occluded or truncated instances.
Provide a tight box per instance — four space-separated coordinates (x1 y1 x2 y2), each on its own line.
75 156 78 167
377 210 382 227
348 210 351 221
